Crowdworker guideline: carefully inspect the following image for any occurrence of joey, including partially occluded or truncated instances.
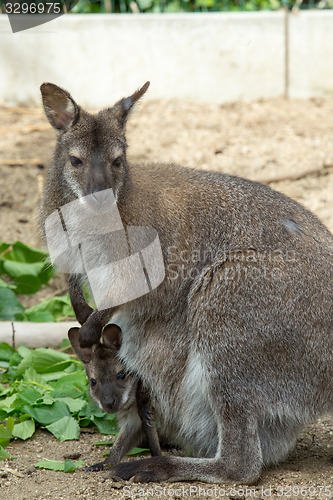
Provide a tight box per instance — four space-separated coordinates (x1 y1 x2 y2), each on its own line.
68 324 161 472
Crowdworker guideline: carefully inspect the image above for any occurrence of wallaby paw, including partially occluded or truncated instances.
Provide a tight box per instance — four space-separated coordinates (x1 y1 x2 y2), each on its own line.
85 461 105 472
76 304 94 326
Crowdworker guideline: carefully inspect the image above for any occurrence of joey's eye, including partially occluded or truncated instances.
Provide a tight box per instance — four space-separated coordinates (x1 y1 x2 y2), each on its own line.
69 156 83 167
117 371 126 380
90 378 97 387
112 157 122 168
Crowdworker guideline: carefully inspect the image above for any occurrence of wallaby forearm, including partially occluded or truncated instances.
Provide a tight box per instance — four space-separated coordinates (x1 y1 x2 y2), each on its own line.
67 274 116 346
67 274 93 325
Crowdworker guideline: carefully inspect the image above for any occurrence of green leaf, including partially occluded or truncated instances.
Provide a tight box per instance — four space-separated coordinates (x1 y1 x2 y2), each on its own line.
35 459 84 472
17 348 71 376
0 445 11 460
17 345 31 359
92 414 118 435
18 387 44 405
0 241 54 294
12 419 35 440
94 440 115 446
0 343 15 362
0 287 25 320
127 447 150 456
56 397 86 413
0 419 13 447
23 401 70 425
35 460 65 471
25 295 75 322
0 394 18 410
63 458 84 472
45 415 80 442
50 371 87 398
6 416 14 433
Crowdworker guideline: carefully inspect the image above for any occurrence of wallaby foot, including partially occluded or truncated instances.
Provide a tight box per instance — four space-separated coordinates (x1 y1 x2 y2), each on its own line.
104 456 261 484
85 461 106 472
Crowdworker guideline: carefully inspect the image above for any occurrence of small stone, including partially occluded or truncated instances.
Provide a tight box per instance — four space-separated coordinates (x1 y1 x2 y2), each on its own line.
63 452 81 460
25 466 36 475
111 481 125 489
0 470 8 478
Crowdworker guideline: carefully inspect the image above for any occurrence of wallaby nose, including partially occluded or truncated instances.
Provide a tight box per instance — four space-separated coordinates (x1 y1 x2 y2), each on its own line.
91 188 110 205
103 397 116 413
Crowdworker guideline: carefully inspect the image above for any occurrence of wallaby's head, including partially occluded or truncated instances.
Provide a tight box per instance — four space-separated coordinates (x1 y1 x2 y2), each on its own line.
68 324 137 413
40 81 150 204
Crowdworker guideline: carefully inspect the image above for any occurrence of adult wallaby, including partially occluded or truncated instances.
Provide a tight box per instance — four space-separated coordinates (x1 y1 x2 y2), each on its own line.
40 81 333 484
68 324 161 471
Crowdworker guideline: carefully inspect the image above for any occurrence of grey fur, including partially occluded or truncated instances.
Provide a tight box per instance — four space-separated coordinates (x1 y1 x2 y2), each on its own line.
41 82 333 483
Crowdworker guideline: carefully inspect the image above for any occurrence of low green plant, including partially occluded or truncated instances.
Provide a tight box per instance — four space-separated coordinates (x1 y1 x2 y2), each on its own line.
0 241 75 322
0 341 118 459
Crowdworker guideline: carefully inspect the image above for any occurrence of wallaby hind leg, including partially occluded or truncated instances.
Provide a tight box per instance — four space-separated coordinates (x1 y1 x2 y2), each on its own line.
259 418 301 466
106 404 262 483
136 381 162 457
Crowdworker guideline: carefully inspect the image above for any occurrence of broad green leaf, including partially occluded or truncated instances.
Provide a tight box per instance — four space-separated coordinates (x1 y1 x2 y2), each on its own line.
50 371 87 397
0 241 48 264
55 397 86 413
23 401 70 425
17 348 71 376
92 414 118 435
25 295 75 322
0 445 11 460
35 460 65 471
35 459 84 472
17 345 31 359
0 343 15 362
0 241 54 293
6 416 14 433
0 420 13 446
45 415 80 441
18 387 43 405
0 288 25 320
0 394 18 409
12 419 35 440
63 458 84 472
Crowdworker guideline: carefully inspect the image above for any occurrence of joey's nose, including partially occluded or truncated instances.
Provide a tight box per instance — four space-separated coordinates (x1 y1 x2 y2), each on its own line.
103 398 116 413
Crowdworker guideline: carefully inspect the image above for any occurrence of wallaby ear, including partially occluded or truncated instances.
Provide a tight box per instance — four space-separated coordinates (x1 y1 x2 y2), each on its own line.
68 327 93 364
40 83 79 131
112 81 150 128
102 324 122 351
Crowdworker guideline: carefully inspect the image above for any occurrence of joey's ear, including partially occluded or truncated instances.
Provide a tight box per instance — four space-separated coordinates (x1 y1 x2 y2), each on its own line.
40 83 79 131
68 327 94 364
102 324 122 351
112 81 150 128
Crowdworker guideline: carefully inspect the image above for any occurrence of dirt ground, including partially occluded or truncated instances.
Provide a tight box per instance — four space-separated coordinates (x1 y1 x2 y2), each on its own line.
0 97 332 499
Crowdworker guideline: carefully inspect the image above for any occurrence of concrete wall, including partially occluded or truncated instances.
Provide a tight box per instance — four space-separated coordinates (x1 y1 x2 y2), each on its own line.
288 11 333 99
0 11 332 106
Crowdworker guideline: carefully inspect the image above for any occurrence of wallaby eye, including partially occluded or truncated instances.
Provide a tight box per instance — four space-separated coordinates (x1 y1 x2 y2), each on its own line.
69 156 83 167
117 371 126 380
112 157 122 168
90 378 97 387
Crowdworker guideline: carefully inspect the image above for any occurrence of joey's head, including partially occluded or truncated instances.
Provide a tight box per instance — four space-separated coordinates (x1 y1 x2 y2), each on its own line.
68 324 137 414
40 81 150 205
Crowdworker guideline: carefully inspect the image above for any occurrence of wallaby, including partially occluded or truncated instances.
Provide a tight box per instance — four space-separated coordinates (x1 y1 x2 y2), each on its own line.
40 81 333 484
68 324 161 471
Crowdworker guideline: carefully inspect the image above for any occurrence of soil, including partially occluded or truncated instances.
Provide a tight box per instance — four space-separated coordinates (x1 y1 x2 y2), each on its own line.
0 97 332 499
